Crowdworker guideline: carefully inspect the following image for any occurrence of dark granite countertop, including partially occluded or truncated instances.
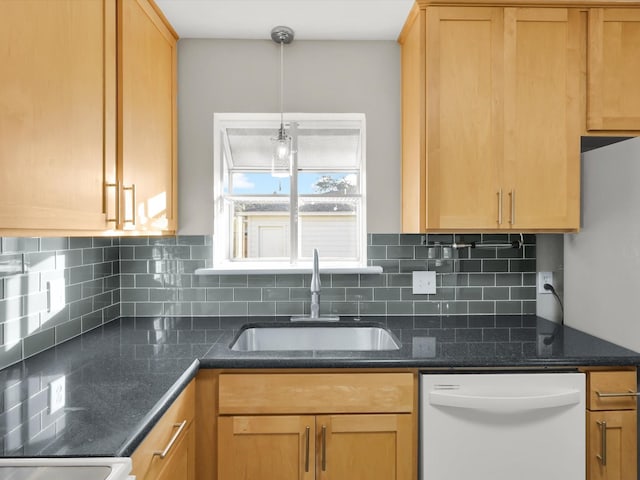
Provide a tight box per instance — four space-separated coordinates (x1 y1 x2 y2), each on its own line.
0 315 638 458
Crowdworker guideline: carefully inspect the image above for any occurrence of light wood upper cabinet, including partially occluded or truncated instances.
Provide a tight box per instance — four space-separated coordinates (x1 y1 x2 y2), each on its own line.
0 0 116 232
400 5 580 232
118 0 178 233
503 8 581 230
0 0 177 235
588 8 640 131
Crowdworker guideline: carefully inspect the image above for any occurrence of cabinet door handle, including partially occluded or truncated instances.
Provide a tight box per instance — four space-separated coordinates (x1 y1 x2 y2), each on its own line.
123 183 136 226
304 426 310 472
596 420 607 466
509 190 515 225
497 189 503 225
104 182 120 224
596 390 640 398
153 420 187 459
321 425 327 471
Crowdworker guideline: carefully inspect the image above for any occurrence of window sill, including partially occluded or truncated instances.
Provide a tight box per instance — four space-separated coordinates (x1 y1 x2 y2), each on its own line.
195 263 383 275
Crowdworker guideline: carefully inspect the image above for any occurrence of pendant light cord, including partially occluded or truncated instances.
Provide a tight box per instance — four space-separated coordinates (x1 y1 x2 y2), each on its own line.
280 39 284 129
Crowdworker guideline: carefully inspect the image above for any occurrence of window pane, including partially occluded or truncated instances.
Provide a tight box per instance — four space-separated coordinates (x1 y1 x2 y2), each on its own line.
230 198 290 260
230 173 290 195
298 197 361 261
226 127 278 169
297 128 361 169
298 172 359 195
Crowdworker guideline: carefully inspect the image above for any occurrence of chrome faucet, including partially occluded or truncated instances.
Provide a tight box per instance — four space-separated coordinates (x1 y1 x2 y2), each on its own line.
291 248 339 322
310 248 321 319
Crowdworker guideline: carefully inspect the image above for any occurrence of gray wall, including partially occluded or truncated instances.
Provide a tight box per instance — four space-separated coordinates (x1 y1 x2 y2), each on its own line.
565 138 640 352
177 39 401 234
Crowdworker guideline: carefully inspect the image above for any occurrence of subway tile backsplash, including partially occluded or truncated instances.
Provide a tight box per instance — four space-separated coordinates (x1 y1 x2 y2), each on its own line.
0 237 120 370
0 233 536 369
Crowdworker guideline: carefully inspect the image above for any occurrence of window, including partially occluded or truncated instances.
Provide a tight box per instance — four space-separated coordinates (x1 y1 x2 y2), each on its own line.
212 113 367 271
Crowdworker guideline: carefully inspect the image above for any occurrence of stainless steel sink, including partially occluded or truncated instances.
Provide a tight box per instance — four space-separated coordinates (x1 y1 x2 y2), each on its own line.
230 323 401 351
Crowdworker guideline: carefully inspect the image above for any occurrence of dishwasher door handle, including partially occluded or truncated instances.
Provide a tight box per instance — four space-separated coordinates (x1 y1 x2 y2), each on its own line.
429 389 582 412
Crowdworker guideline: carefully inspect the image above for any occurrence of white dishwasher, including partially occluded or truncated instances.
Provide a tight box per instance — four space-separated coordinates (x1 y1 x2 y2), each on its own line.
421 372 585 480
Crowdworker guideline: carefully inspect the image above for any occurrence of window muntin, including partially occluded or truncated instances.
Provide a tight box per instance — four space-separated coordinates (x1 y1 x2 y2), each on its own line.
214 113 366 267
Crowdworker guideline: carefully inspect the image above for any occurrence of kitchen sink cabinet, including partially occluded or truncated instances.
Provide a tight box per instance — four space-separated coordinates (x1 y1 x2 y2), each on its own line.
218 414 412 480
0 0 177 236
216 372 416 480
131 380 196 480
0 0 116 233
585 370 638 480
587 9 640 132
400 5 580 232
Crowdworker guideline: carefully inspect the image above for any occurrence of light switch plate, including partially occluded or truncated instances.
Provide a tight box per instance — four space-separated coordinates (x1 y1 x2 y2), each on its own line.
413 271 436 295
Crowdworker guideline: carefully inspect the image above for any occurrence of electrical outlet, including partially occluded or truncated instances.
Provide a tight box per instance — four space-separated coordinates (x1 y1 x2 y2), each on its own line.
413 271 436 295
47 278 65 313
49 376 66 414
538 271 554 294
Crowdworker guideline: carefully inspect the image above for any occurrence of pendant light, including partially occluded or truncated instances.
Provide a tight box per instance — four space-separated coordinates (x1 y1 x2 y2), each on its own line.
270 26 294 178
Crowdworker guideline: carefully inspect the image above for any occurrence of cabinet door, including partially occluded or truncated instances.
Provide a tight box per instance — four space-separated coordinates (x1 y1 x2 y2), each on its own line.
219 415 316 480
425 7 503 230
587 410 637 480
131 381 195 480
317 414 413 480
118 0 177 233
502 8 581 230
0 0 116 232
588 9 640 131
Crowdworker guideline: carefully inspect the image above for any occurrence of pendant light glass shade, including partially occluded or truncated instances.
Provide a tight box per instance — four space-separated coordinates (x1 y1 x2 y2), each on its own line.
270 26 294 178
271 124 292 177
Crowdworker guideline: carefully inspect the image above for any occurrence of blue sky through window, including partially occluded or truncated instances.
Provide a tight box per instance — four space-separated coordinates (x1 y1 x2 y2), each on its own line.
231 172 357 195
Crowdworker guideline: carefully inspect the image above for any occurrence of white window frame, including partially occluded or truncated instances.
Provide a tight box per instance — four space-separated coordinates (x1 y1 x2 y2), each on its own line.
201 112 380 275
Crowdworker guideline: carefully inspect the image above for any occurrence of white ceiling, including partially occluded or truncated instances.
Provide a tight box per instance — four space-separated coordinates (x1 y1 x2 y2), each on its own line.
155 0 415 40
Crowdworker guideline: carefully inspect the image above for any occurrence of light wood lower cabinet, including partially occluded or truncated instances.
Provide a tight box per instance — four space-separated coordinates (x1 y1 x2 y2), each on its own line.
131 381 195 480
585 370 638 480
217 372 416 480
218 414 412 480
587 410 637 480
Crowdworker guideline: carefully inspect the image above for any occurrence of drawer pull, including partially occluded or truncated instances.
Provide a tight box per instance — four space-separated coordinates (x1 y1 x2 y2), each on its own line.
596 390 639 398
596 420 607 465
153 420 187 459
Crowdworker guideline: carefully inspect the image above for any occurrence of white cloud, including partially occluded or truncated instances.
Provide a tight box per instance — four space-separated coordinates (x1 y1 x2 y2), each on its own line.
233 173 255 189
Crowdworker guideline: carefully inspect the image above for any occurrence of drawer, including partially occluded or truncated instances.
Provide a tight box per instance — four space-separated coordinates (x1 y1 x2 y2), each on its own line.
218 373 414 415
587 371 637 411
131 381 196 479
